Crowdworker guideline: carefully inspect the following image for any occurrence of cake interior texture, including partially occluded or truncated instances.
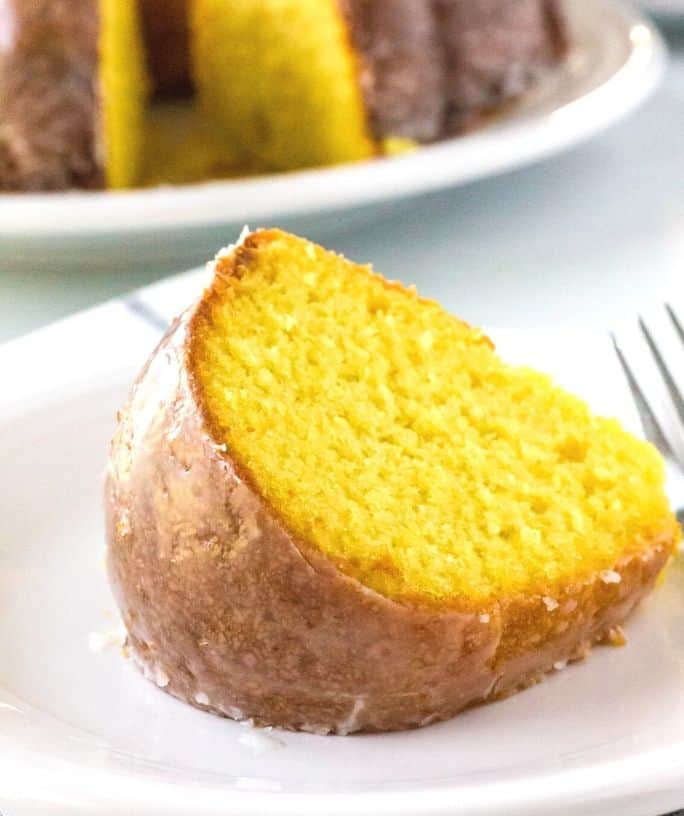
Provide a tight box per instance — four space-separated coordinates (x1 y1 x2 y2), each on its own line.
139 103 239 186
191 231 676 606
99 0 149 188
191 0 374 170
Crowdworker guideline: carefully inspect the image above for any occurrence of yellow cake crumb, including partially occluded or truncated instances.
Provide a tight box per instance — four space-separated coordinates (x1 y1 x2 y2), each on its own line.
606 625 628 647
191 231 679 604
382 137 419 156
140 103 243 187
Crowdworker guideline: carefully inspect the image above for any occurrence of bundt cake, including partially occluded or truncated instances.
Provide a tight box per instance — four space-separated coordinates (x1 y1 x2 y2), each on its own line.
0 0 567 190
106 229 679 734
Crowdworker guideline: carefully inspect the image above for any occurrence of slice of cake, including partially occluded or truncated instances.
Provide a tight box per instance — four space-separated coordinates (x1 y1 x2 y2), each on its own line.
106 229 679 733
191 0 375 171
0 0 149 191
191 0 567 170
162 0 565 177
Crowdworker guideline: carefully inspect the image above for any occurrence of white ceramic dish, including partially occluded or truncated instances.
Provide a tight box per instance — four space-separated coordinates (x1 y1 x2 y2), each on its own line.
0 0 665 239
1 272 683 816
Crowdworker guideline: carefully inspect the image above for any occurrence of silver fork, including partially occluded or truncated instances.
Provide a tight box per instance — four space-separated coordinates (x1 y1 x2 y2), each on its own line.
611 301 684 529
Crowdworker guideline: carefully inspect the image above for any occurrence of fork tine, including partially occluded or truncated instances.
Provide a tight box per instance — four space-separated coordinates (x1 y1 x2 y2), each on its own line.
612 312 684 471
611 332 673 458
638 316 684 426
666 302 684 347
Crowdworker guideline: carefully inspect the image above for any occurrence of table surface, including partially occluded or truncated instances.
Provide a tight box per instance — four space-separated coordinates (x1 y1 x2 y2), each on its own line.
1 29 683 347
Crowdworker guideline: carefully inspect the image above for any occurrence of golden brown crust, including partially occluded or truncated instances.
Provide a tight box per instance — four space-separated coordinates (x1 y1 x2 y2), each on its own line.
105 237 676 733
341 0 568 142
434 0 568 134
340 0 445 143
0 0 103 191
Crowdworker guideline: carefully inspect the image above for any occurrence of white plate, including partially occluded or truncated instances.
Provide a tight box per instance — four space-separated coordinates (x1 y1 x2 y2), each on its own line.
0 0 665 238
1 273 683 816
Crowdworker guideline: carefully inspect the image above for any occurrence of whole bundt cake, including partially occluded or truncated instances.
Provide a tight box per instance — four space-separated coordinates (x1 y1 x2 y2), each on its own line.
0 0 567 190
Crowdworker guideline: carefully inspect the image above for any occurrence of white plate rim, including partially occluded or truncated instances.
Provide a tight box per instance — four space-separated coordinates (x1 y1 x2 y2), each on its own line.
0 0 667 237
